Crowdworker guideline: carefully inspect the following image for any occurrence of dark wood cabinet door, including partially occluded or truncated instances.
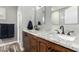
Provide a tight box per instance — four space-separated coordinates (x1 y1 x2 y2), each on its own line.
29 36 38 52
47 43 55 52
39 42 48 52
38 39 48 52
23 32 31 52
23 36 31 52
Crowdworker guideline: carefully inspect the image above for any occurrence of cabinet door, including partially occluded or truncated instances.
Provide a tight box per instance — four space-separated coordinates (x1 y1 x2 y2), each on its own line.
23 32 30 52
47 43 55 52
29 36 38 52
38 39 48 52
39 42 48 52
54 44 67 52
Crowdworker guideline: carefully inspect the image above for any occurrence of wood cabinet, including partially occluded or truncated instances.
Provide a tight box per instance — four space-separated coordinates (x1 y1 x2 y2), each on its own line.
23 32 75 52
23 32 30 52
29 36 38 52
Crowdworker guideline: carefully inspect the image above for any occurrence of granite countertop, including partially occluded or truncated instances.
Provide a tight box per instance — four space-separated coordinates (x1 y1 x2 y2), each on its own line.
23 28 79 52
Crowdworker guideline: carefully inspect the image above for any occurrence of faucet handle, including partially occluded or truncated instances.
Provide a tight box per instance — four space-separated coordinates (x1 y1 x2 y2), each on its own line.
67 31 74 35
55 30 60 34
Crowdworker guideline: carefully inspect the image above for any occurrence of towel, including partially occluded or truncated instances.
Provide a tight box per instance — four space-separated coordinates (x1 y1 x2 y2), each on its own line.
0 42 23 52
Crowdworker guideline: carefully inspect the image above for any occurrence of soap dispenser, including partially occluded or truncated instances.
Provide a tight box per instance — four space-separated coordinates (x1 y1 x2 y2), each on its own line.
27 20 33 30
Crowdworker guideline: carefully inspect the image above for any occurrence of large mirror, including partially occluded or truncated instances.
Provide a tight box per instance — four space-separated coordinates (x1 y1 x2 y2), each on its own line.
34 6 79 25
50 6 79 25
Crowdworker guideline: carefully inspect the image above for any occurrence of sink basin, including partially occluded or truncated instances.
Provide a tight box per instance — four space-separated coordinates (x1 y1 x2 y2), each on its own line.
57 34 76 41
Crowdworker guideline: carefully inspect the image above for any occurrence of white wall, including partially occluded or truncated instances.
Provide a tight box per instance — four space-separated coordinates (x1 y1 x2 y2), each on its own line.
0 6 17 41
0 6 17 23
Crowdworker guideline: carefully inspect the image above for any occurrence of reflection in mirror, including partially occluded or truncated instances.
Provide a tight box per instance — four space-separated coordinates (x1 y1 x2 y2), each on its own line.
34 6 46 26
50 6 69 25
50 6 78 25
59 9 65 25
64 6 78 24
51 10 60 24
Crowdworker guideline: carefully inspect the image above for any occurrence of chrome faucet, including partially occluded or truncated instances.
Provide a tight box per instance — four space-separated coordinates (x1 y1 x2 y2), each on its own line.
60 25 65 34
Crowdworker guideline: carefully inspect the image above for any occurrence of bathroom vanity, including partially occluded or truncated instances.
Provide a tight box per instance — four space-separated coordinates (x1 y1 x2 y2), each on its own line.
21 6 79 52
23 29 76 52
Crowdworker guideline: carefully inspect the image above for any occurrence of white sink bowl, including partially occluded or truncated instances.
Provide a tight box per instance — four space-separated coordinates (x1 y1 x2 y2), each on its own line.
57 34 76 41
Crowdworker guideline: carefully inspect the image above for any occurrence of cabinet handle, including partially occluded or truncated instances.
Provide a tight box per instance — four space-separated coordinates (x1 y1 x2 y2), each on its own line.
48 47 51 49
48 47 54 52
